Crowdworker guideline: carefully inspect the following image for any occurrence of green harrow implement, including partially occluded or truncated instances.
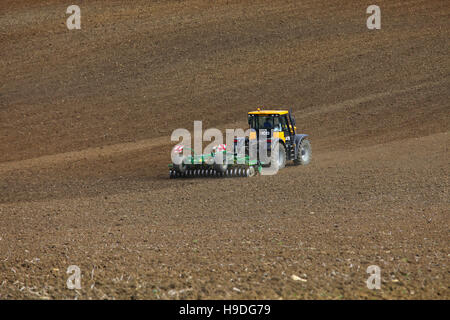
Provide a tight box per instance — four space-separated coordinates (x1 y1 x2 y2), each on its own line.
169 147 261 179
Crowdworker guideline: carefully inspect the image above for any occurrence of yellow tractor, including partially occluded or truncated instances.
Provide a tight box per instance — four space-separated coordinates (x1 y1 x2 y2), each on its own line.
246 108 311 169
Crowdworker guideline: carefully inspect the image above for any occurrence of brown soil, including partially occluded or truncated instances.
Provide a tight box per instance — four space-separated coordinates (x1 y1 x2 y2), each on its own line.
0 0 449 299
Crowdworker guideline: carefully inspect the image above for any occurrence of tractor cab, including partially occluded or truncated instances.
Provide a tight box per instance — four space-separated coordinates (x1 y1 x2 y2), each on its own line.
247 108 297 142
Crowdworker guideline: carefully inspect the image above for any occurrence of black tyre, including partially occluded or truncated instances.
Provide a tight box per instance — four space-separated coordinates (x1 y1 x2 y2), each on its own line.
271 142 286 170
173 156 188 173
293 139 311 165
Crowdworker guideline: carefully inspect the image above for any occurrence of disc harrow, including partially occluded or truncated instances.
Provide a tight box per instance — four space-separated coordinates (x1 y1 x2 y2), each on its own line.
169 166 256 179
169 145 259 179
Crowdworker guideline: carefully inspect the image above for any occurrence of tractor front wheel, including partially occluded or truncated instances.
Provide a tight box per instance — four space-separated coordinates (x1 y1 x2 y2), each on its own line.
271 142 286 170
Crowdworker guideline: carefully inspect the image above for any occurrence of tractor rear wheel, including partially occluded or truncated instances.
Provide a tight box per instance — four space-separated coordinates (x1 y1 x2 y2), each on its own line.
293 139 311 165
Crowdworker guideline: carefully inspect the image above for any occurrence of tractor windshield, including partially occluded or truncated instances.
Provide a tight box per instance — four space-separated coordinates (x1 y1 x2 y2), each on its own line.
248 115 282 131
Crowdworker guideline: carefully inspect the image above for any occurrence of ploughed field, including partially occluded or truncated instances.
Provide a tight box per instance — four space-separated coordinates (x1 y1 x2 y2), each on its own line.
0 0 448 299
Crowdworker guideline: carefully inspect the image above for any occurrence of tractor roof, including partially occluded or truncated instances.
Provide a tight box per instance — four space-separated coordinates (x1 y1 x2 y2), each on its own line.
248 108 289 115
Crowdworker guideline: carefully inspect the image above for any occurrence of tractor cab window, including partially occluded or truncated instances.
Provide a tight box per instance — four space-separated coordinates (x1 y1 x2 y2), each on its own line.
249 115 283 131
261 116 273 130
279 116 288 131
273 117 282 132
249 115 274 130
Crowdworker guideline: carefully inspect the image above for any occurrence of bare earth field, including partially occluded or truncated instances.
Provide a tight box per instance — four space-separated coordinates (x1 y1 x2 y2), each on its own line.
0 0 449 299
